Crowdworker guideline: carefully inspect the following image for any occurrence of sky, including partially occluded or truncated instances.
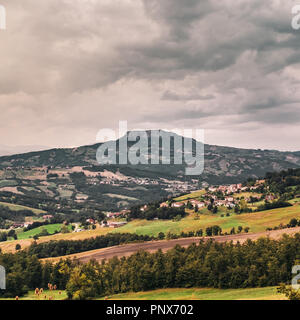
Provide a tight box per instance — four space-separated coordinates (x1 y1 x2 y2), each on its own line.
0 0 300 152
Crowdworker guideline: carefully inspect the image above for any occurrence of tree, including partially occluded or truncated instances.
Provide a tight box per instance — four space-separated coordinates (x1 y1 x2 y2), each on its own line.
186 201 193 210
205 227 212 236
158 232 165 240
61 225 70 234
277 284 300 300
8 229 16 238
0 232 7 242
289 218 298 228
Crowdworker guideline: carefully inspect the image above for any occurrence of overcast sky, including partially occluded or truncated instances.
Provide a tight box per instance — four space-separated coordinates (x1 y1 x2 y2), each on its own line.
0 0 300 152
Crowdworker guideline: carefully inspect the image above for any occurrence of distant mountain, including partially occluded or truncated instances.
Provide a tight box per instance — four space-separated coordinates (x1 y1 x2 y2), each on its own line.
0 130 299 211
0 130 299 184
0 144 50 156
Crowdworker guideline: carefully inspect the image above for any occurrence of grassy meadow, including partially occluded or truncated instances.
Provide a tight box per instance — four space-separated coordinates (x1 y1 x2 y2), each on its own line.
1 195 300 253
0 290 67 300
99 287 286 300
0 287 286 300
15 223 73 240
0 201 46 214
174 190 206 201
111 204 300 236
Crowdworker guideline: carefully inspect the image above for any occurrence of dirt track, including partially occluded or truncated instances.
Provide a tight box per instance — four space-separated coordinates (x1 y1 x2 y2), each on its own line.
44 226 300 263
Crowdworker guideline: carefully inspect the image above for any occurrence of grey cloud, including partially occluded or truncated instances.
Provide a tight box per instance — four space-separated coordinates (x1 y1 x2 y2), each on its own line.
0 0 300 151
161 90 214 101
142 0 213 40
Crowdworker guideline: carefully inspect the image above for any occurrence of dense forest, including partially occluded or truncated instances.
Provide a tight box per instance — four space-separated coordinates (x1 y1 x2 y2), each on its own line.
265 168 300 195
1 233 300 299
129 205 186 220
65 233 300 299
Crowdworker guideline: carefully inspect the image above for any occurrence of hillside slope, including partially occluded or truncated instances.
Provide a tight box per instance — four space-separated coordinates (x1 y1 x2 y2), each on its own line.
0 130 299 211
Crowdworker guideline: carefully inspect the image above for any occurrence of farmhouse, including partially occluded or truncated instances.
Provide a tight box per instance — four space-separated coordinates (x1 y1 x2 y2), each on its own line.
140 205 148 212
189 200 205 208
12 223 24 229
107 221 127 228
43 215 53 220
107 211 127 218
24 222 34 228
160 202 169 208
265 194 275 201
171 202 185 208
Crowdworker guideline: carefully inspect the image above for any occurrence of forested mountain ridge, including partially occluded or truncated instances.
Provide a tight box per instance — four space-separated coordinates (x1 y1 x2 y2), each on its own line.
0 131 299 211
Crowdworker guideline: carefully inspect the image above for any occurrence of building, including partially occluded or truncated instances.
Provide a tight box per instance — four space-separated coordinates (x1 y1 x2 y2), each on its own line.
189 200 205 208
43 215 53 220
160 202 169 208
171 202 185 208
12 223 24 229
107 221 127 228
24 222 34 228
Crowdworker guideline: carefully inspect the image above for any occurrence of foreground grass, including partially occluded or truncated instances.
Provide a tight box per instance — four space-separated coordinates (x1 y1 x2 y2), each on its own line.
99 287 286 300
0 290 67 300
1 287 285 300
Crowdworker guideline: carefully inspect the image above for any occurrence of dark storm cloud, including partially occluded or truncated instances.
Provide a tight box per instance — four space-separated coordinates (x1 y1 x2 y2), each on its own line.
142 0 213 40
0 0 300 151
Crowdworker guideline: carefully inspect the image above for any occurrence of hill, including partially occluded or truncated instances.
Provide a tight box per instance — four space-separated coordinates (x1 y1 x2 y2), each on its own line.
0 130 299 212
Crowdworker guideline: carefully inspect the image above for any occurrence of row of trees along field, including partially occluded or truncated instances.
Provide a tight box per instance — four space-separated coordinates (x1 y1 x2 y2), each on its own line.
23 224 246 258
1 233 300 299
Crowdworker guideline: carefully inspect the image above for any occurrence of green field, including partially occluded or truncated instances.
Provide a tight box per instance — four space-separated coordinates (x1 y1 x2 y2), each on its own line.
0 290 67 300
0 180 17 187
1 201 300 253
99 287 285 300
16 224 72 240
113 205 300 236
0 201 46 214
174 190 206 201
0 287 285 300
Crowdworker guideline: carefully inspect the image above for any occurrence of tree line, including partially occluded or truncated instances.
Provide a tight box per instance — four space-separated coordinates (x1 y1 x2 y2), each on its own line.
65 233 300 299
1 233 300 299
26 233 158 258
129 205 186 220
